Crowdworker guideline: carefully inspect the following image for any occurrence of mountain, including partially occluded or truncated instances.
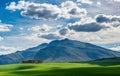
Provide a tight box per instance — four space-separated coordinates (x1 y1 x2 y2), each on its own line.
0 43 48 64
34 38 120 62
0 38 120 64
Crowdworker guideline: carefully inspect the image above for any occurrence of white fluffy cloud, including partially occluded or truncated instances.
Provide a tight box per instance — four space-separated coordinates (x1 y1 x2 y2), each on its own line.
113 0 120 2
26 24 64 41
0 46 17 55
29 24 52 32
61 1 87 19
6 1 26 11
78 0 120 17
110 46 120 51
77 0 93 4
6 1 87 20
96 2 101 6
0 23 13 32
0 37 3 42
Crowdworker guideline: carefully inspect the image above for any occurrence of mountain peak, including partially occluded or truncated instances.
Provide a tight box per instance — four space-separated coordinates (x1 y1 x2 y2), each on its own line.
62 38 70 41
48 38 75 47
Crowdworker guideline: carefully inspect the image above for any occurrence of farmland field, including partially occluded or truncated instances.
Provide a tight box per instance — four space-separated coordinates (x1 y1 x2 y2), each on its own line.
0 62 120 76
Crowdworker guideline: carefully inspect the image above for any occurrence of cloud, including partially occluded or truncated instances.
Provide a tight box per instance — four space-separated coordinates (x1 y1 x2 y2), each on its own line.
62 26 120 44
61 1 87 19
0 35 50 53
113 0 120 2
21 3 61 20
0 46 17 55
110 46 120 51
0 23 13 32
40 33 61 40
78 0 120 17
6 1 87 20
67 16 109 32
6 1 26 11
29 24 52 32
96 2 101 6
96 14 120 23
68 22 106 32
0 37 3 42
27 24 65 41
77 0 93 5
59 28 68 35
6 1 61 20
67 14 120 32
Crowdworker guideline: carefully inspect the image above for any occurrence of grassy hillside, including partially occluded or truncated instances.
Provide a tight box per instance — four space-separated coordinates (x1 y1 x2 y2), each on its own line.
0 62 120 76
89 57 120 65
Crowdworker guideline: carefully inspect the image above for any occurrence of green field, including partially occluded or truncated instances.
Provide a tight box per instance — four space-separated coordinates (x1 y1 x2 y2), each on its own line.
0 62 120 76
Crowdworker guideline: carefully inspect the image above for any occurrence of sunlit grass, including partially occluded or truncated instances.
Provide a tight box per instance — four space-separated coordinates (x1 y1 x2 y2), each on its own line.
0 63 120 76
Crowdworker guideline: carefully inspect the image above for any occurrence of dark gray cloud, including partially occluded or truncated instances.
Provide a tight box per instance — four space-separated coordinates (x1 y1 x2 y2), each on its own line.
41 34 61 40
96 14 120 23
68 22 108 32
61 1 87 19
21 3 61 20
22 1 87 19
59 28 68 35
68 14 120 32
6 1 87 20
68 8 78 15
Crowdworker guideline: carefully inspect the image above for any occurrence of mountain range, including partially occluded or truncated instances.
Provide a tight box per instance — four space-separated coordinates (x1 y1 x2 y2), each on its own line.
0 38 120 64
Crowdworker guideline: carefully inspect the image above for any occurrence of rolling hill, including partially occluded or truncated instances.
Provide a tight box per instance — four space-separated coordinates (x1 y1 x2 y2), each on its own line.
89 57 120 66
1 62 120 76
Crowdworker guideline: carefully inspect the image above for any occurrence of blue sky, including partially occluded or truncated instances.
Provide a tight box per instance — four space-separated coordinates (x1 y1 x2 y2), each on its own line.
0 0 120 55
